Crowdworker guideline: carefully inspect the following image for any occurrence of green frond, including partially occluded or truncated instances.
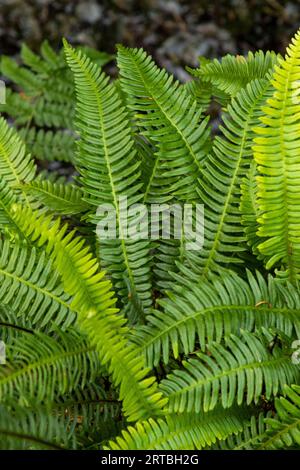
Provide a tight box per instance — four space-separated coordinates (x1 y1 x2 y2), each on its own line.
0 405 75 449
212 413 270 449
0 237 76 329
160 331 299 412
176 78 273 279
191 51 279 97
0 116 36 187
0 177 18 229
20 179 89 215
0 303 35 343
105 406 251 450
0 329 100 403
117 45 210 202
19 127 75 163
253 30 300 282
258 385 300 449
12 205 167 421
132 270 300 366
64 41 153 320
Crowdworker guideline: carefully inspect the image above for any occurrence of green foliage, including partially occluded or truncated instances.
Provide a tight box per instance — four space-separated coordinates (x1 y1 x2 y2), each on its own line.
0 31 300 450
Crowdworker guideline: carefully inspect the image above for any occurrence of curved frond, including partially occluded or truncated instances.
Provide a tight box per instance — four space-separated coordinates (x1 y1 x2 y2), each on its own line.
160 331 299 412
133 271 300 366
105 407 250 450
12 205 167 421
192 50 278 97
0 116 36 187
0 329 101 403
0 237 75 329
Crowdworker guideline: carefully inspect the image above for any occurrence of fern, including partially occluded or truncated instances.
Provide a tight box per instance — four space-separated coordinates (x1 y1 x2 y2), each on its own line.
0 30 300 451
254 31 300 281
191 50 279 97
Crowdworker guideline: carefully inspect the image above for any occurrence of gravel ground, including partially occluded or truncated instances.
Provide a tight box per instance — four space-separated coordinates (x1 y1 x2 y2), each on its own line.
0 0 299 76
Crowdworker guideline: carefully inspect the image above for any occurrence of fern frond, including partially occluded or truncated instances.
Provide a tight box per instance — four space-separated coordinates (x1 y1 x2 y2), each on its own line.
258 385 300 449
212 413 270 449
0 329 100 403
192 51 278 97
160 331 299 412
132 270 300 366
20 179 89 215
12 205 167 421
0 237 75 329
254 30 300 282
240 160 263 258
19 128 75 163
0 116 36 187
64 41 153 319
105 406 251 450
0 405 75 449
117 45 210 202
176 77 273 280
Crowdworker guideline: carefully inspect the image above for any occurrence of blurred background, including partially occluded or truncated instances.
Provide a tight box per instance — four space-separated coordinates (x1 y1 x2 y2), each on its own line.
0 0 299 77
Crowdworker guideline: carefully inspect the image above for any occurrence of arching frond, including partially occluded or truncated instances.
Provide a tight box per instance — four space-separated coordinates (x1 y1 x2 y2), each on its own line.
105 406 251 450
0 116 36 187
191 50 278 97
12 205 167 421
0 405 75 449
160 331 299 412
133 271 300 366
0 329 100 403
0 237 75 329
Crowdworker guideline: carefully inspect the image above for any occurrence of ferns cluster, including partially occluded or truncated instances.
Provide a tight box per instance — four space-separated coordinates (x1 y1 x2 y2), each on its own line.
0 29 300 450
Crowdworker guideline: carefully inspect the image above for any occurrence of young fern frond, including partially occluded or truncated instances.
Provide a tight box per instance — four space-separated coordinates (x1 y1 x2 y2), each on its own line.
254 30 300 282
64 41 153 321
160 331 299 413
